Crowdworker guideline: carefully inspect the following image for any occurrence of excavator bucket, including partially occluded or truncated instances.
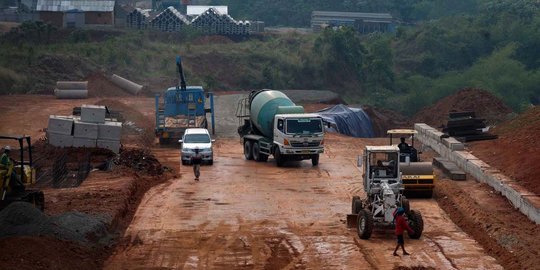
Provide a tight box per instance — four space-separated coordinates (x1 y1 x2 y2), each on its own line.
400 162 435 198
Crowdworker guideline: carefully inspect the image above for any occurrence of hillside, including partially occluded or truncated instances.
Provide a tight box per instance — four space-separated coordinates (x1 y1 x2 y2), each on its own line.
469 106 540 194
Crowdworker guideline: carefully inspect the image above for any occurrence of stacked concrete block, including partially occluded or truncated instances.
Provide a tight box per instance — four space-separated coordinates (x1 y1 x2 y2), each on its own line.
150 6 190 32
81 104 106 123
127 8 151 29
48 116 74 147
48 115 74 135
73 137 97 148
414 122 540 224
48 132 74 147
74 120 99 139
47 104 123 154
97 121 122 154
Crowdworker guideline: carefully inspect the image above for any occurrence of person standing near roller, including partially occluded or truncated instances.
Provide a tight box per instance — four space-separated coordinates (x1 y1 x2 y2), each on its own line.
191 147 202 181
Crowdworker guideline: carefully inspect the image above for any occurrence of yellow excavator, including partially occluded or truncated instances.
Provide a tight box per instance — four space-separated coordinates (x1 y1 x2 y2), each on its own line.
0 135 44 211
388 129 435 198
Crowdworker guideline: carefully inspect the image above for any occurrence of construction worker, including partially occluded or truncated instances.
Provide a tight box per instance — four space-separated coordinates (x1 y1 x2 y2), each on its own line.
1 146 24 192
0 146 11 170
398 137 410 153
191 147 202 181
393 207 414 256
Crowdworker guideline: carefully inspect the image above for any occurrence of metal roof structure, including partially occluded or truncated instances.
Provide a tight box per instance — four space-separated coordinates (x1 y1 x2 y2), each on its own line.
187 5 227 16
312 11 393 22
36 0 115 12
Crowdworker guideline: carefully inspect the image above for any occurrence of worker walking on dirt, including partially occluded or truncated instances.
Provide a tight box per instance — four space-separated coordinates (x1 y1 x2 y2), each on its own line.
191 147 202 181
393 207 413 256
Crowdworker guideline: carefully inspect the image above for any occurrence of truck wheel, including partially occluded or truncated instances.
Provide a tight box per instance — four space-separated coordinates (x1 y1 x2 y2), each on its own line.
274 148 284 167
252 142 263 162
401 197 410 214
311 154 319 166
244 141 253 160
351 196 362 214
357 209 373 240
407 210 424 239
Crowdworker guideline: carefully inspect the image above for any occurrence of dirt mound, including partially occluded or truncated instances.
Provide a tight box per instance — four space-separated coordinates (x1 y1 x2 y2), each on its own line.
116 148 163 176
412 88 513 128
469 106 540 194
28 54 99 94
94 99 155 147
362 106 411 137
0 202 111 246
86 73 131 97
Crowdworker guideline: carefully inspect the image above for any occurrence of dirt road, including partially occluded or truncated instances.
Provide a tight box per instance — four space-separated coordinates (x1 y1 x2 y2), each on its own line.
105 135 501 269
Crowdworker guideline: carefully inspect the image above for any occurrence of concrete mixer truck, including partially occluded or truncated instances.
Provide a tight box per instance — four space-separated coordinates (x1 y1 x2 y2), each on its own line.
236 90 325 167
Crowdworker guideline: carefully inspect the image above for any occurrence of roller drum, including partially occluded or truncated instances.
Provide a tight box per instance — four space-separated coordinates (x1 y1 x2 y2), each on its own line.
400 162 433 175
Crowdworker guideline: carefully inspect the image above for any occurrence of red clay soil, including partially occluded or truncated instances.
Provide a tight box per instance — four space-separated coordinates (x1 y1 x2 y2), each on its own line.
468 106 540 195
412 88 513 128
86 73 131 97
0 236 103 270
435 173 540 270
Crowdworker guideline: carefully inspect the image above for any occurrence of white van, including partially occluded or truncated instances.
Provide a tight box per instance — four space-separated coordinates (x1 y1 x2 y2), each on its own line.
179 128 214 165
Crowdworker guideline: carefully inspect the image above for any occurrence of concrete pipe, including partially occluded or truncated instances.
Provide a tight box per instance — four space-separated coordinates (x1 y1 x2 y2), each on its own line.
56 81 88 90
110 74 143 95
54 89 88 99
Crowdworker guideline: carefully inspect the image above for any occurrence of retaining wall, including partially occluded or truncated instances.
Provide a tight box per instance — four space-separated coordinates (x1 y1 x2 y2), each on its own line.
414 123 540 224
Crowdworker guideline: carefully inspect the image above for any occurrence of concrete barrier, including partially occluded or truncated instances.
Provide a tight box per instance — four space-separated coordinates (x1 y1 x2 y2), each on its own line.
415 123 540 224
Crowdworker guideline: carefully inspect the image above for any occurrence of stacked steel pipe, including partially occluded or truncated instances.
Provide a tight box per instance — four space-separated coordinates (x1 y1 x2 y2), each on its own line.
150 6 190 32
191 7 250 36
127 7 250 36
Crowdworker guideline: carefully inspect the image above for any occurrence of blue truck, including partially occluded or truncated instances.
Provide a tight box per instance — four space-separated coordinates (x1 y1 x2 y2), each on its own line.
155 56 215 144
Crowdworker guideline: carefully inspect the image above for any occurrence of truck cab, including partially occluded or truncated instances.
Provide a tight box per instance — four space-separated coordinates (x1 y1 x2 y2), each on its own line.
273 113 324 158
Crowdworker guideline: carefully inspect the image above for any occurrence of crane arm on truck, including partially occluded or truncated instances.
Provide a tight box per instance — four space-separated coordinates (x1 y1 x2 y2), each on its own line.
176 56 187 91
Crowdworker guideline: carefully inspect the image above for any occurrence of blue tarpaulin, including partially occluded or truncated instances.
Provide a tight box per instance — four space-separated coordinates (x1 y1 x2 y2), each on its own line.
317 104 374 138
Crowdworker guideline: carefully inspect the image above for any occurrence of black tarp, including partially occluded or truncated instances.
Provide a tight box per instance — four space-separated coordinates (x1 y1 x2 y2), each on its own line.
318 104 374 138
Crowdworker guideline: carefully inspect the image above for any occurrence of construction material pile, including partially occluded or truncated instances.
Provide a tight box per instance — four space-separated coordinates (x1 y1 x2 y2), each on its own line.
54 81 88 99
116 148 163 175
150 7 190 32
191 7 250 36
443 111 498 142
47 105 122 153
126 7 250 36
127 8 151 29
412 88 513 128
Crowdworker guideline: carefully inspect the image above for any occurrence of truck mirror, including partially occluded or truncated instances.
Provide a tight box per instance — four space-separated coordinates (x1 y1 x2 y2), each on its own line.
357 156 363 167
178 139 183 143
211 139 216 142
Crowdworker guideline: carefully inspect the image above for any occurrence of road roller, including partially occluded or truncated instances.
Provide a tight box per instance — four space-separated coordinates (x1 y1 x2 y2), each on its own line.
388 129 435 198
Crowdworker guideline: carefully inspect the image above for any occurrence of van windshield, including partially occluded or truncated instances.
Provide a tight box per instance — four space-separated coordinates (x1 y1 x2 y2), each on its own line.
184 134 210 143
286 118 323 134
